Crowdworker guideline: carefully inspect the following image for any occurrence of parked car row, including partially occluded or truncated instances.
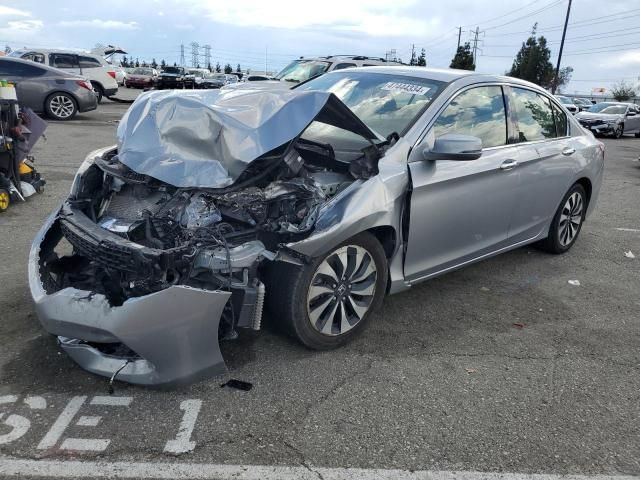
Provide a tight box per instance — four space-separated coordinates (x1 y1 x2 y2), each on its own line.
575 102 640 138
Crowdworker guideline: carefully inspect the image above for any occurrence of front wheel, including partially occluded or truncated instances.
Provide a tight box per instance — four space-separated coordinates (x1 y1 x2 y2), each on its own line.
265 232 388 350
614 124 624 139
45 93 77 121
537 184 587 254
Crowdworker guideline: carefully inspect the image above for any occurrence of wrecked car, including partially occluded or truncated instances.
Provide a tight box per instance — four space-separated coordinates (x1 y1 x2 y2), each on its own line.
30 67 604 386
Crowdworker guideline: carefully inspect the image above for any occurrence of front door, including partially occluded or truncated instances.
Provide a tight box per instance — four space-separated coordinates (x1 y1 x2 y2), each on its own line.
404 85 520 281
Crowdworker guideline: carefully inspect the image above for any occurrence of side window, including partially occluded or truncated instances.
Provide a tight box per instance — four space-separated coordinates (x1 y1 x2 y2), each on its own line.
50 54 78 69
512 87 556 142
21 52 45 64
432 86 507 149
333 63 356 70
78 56 102 68
0 60 46 77
552 103 568 137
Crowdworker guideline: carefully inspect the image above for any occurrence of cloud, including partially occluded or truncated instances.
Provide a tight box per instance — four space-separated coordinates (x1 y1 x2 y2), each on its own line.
187 0 432 36
0 6 31 17
616 51 640 66
57 19 139 30
6 19 42 31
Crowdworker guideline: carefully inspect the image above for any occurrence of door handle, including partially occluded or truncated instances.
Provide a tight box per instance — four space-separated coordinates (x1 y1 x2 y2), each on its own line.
500 159 518 170
562 147 576 156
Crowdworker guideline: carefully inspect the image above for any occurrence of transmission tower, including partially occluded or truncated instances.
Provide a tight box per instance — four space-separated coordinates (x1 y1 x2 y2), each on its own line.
203 44 211 69
179 44 185 66
190 42 199 67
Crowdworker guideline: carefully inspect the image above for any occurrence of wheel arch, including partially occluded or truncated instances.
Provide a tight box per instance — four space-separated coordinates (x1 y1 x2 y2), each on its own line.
575 177 592 208
366 225 397 259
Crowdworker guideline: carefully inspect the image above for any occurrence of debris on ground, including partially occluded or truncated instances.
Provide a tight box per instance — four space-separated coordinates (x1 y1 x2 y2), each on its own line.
480 286 490 292
221 379 253 391
512 323 526 329
465 368 477 374
624 251 635 259
568 280 581 286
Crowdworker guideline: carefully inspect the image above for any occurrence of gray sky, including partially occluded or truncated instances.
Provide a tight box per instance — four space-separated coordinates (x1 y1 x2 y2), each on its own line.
1 0 639 94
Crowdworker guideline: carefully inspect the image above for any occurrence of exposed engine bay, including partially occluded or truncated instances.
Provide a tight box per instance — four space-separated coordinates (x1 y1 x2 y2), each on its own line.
42 138 378 339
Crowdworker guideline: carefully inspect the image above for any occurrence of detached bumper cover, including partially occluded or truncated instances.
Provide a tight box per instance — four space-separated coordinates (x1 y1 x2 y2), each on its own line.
29 209 231 386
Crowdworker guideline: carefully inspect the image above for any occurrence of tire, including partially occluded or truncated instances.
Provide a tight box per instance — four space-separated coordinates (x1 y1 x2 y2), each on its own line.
91 82 104 103
634 132 640 138
265 232 388 350
614 124 624 139
537 183 587 254
45 92 77 121
0 188 10 212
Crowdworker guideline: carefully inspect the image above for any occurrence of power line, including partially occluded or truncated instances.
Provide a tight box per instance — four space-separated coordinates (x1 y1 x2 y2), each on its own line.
482 0 564 31
461 0 543 28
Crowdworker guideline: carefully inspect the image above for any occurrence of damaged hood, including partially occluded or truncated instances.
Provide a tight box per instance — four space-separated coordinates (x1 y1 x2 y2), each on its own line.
116 88 379 189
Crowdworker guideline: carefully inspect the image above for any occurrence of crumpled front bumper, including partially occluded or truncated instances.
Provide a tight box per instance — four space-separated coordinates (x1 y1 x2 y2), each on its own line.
28 209 231 387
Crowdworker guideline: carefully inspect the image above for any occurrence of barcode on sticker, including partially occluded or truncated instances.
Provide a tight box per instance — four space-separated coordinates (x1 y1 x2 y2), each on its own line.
381 82 431 95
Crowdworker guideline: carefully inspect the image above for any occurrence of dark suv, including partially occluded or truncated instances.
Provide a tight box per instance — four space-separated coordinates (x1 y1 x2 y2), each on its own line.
155 66 194 90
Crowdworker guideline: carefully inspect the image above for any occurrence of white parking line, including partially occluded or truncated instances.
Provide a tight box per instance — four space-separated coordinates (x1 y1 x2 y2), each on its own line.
0 458 636 480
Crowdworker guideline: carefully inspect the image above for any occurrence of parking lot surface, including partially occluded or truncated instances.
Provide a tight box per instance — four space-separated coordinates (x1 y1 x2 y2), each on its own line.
0 92 639 478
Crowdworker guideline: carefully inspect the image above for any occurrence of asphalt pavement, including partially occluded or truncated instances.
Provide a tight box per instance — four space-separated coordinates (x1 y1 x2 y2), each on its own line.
0 90 638 478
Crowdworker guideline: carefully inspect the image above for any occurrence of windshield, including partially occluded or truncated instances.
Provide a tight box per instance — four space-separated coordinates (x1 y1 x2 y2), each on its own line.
590 103 626 114
275 60 331 83
297 71 445 139
163 67 181 74
556 96 572 103
132 67 152 75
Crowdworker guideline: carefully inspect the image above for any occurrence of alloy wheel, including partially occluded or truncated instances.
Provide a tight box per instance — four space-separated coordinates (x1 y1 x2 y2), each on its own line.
558 191 583 247
307 245 377 336
49 95 75 119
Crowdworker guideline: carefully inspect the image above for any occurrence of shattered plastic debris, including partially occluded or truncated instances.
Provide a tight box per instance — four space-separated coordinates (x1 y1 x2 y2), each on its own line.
480 286 490 292
221 379 253 391
624 250 636 259
512 322 526 329
568 280 581 286
465 368 477 374
182 194 222 229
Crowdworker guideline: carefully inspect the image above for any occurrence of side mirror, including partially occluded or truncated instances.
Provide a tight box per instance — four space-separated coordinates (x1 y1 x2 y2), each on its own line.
627 111 636 116
423 134 483 161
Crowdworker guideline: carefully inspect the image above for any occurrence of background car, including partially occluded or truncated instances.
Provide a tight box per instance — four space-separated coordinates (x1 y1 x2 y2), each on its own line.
555 95 578 114
0 57 97 120
245 75 272 81
124 67 158 88
9 49 118 103
572 97 592 111
575 102 640 138
155 66 194 89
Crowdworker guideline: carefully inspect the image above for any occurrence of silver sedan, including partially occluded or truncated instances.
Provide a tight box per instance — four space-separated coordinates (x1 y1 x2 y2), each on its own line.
30 67 604 386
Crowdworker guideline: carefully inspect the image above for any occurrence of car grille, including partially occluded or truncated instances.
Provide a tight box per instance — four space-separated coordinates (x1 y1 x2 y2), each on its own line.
61 218 142 273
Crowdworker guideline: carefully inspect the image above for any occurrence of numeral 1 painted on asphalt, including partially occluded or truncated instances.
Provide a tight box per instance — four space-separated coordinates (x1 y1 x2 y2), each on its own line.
164 399 202 454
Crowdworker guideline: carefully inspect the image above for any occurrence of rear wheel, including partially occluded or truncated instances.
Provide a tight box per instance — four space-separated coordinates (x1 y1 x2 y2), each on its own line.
265 232 387 350
91 82 104 103
0 188 10 212
45 93 77 121
538 184 587 254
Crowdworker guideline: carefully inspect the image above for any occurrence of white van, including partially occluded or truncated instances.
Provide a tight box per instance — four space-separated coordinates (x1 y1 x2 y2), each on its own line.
9 49 119 102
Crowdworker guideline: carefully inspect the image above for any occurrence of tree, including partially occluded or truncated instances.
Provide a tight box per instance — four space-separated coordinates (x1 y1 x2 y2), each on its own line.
196 63 200 68
4 45 12 55
611 80 636 101
236 63 241 73
409 45 417 66
135 58 140 68
449 42 475 71
224 63 233 74
215 62 221 73
417 48 426 67
120 56 128 67
507 24 562 90
207 62 212 72
151 58 157 69
555 66 573 92
161 59 166 69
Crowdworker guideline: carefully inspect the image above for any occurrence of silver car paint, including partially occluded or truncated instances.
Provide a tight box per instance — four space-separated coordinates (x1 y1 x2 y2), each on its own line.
29 67 604 386
29 210 230 386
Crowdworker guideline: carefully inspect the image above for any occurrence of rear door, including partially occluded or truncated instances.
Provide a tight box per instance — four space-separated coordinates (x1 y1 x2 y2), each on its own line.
624 105 640 132
507 86 577 242
49 53 81 76
404 85 520 281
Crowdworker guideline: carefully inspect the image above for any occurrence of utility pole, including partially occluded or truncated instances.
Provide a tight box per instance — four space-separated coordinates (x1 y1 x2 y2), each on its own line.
472 27 480 66
552 0 572 94
457 26 462 49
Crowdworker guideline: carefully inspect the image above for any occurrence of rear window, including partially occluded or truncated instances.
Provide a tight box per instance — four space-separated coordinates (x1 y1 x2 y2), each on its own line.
78 56 102 68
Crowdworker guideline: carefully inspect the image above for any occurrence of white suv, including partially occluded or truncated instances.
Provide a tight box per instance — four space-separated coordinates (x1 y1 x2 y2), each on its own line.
9 49 118 102
225 55 404 91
